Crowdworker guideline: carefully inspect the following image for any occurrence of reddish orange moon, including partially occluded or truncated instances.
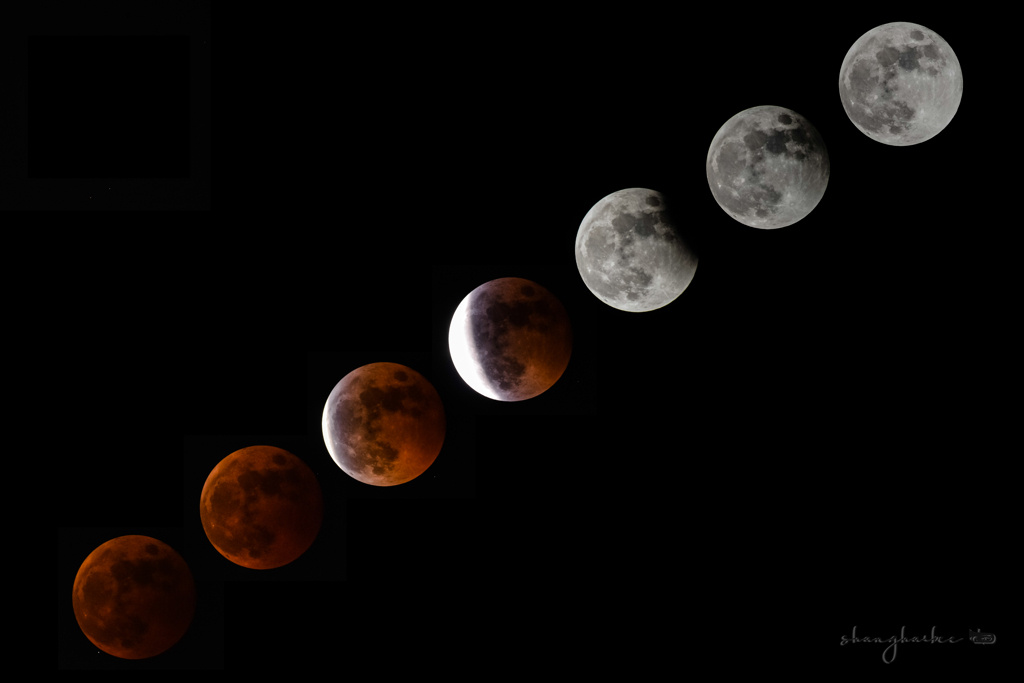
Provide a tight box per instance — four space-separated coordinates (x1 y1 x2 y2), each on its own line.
200 445 323 569
72 535 196 659
322 362 446 486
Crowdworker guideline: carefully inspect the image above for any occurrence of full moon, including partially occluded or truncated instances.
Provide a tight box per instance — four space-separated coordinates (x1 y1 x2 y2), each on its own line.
72 535 196 659
449 277 572 400
200 445 323 569
322 363 446 486
706 106 830 229
839 22 962 146
575 188 697 312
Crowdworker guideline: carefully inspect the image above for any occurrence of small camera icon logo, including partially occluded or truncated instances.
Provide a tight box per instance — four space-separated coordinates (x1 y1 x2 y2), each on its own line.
968 629 995 644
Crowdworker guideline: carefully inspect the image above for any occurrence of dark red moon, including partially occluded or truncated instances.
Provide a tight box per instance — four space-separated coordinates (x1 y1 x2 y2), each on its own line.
72 535 196 659
200 445 323 569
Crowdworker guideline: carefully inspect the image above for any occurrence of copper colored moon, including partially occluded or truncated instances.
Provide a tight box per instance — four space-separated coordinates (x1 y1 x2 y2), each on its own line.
322 362 446 486
448 277 572 400
72 535 196 659
200 445 323 569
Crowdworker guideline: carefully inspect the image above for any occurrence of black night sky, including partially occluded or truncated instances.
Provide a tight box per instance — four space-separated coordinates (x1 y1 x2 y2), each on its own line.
3 2 209 210
55 7 1010 674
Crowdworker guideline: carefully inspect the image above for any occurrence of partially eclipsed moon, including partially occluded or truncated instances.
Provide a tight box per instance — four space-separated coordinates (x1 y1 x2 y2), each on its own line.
575 188 697 312
449 277 572 401
72 535 196 659
200 445 323 569
322 363 446 486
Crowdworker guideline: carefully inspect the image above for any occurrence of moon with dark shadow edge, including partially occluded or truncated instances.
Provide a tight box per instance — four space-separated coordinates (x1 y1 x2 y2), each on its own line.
449 277 572 400
200 445 323 569
839 22 962 146
575 188 697 312
72 535 196 659
707 106 830 229
322 363 446 486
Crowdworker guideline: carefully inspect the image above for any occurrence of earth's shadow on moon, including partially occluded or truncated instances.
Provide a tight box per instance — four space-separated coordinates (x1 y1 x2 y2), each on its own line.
658 188 706 275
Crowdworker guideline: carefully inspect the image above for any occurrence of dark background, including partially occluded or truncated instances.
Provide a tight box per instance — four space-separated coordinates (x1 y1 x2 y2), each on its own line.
28 37 190 179
55 7 1009 674
1 1 210 210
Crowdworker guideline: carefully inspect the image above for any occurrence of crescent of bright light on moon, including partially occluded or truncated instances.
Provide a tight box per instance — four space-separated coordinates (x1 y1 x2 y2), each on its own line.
448 295 502 401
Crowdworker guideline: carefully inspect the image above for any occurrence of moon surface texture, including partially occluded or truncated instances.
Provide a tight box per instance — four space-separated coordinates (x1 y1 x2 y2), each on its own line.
200 445 323 569
839 22 962 146
322 363 446 486
72 535 196 659
707 106 830 229
449 277 572 401
575 188 697 312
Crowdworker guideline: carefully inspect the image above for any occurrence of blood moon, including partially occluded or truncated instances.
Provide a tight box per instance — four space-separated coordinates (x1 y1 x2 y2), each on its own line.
72 535 195 659
322 363 445 486
200 445 323 569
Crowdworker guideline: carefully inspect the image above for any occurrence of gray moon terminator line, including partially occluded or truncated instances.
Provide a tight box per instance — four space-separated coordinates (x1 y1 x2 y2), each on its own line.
707 106 830 229
839 22 962 146
575 188 697 312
